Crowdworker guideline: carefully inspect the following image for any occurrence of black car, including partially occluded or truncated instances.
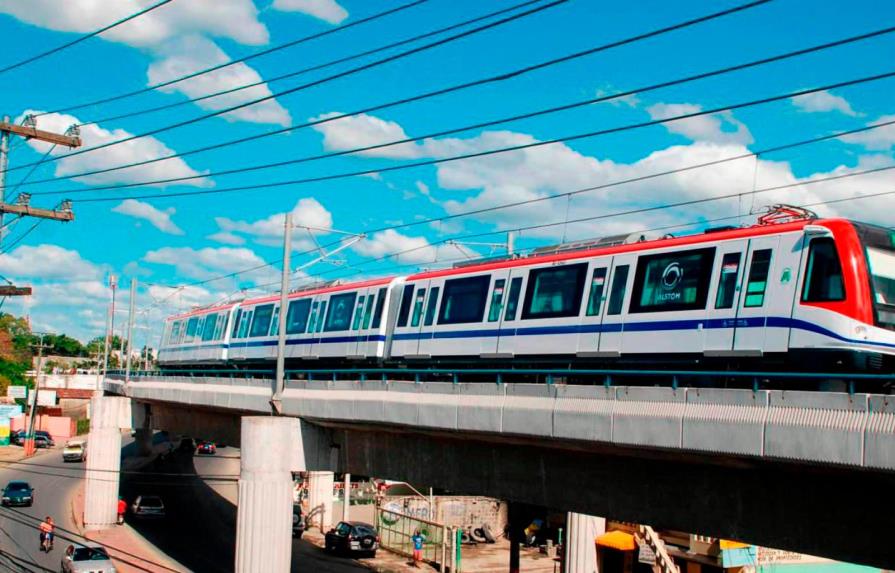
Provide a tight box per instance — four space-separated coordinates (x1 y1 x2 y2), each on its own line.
292 504 305 538
1 481 34 506
325 521 379 557
12 431 53 447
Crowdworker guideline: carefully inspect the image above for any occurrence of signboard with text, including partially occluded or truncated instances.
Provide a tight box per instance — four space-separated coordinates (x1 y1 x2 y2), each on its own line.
6 386 26 399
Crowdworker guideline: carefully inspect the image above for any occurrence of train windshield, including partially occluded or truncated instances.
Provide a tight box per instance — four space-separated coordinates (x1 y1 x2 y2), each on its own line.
856 223 895 330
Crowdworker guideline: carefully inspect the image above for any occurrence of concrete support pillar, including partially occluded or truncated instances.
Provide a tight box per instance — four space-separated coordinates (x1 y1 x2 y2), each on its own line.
342 473 350 522
307 471 334 531
235 417 300 573
564 512 605 573
131 401 152 456
84 396 130 530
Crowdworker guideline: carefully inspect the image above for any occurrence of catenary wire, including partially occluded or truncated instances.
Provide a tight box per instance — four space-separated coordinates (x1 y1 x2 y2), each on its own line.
0 0 175 75
1 220 43 253
29 24 895 195
63 69 895 203
80 0 553 126
140 117 895 291
38 0 431 117
1 0 574 175
16 0 772 185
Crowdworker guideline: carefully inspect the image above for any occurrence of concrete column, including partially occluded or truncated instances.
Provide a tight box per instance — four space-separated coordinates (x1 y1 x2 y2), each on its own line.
564 512 605 573
84 396 130 529
131 401 152 456
342 473 350 522
235 417 300 573
307 471 334 531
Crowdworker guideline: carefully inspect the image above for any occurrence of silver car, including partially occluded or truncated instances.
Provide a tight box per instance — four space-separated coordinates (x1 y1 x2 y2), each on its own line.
61 542 116 573
131 495 165 518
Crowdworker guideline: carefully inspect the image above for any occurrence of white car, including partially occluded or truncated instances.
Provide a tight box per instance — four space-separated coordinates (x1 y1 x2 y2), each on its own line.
63 441 87 462
61 542 116 573
131 495 165 518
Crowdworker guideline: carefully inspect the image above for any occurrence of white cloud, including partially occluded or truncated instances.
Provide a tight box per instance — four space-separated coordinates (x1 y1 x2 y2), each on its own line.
595 86 640 108
112 199 184 235
838 115 895 150
791 90 858 117
310 112 423 158
143 246 276 286
17 110 209 186
213 198 334 247
272 0 349 24
0 0 268 47
646 103 753 145
147 284 227 311
353 229 438 264
0 244 102 280
207 231 246 245
147 36 291 127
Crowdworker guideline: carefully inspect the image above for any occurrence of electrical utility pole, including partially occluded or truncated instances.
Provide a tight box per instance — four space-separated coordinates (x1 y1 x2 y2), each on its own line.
273 212 292 415
100 274 117 385
125 278 137 382
24 333 48 457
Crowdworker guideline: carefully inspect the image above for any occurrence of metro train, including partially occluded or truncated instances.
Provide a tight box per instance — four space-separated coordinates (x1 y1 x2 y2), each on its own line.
157 216 895 373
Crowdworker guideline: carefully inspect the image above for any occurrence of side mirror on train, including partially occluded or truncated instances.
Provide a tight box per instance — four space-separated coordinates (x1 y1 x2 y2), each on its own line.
804 224 833 237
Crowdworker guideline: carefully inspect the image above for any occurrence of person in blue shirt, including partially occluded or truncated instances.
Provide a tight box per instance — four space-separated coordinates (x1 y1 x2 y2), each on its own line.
411 529 425 567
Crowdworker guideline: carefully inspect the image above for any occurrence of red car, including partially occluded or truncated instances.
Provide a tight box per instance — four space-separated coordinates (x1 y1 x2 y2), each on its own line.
196 441 216 455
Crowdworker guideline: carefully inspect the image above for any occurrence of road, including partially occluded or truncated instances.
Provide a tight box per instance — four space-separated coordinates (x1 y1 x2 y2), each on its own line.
121 445 371 572
0 443 85 573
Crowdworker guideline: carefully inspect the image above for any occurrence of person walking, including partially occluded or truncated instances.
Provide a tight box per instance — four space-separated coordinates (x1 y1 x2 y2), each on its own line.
117 497 127 525
411 529 425 568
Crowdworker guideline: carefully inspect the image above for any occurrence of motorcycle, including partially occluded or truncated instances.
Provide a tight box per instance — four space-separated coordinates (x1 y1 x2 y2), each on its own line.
39 532 53 553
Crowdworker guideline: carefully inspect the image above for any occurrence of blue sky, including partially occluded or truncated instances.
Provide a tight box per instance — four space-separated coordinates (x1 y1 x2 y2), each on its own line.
0 0 893 343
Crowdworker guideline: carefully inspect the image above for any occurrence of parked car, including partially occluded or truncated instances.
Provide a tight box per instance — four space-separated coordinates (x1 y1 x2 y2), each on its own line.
292 504 305 538
325 521 379 557
196 441 216 455
60 542 116 573
63 440 87 462
130 495 165 519
1 480 34 506
34 434 55 448
177 437 194 453
10 430 24 445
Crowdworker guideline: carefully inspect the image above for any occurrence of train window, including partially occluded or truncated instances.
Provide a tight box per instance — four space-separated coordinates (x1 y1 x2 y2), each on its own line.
715 253 742 309
238 311 253 339
362 294 376 329
307 302 319 333
325 293 357 332
371 288 388 329
631 248 715 313
213 315 226 340
169 322 181 345
286 299 311 334
504 277 523 321
744 249 773 307
231 310 242 339
607 265 630 316
352 296 366 330
397 284 415 327
439 275 490 325
269 306 280 336
521 263 588 320
801 238 845 302
176 321 186 344
424 287 440 326
411 289 426 327
249 305 274 337
316 301 328 332
185 317 200 343
487 279 506 322
585 268 608 316
201 313 218 341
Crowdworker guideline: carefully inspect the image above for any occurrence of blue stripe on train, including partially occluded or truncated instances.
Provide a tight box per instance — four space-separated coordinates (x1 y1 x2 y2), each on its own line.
160 317 895 354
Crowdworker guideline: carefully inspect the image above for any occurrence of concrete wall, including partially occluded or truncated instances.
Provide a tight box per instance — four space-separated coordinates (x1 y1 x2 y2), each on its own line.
12 415 76 439
382 495 508 533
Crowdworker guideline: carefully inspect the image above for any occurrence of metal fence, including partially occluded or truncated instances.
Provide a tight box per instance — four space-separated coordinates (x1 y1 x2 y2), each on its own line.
377 505 446 565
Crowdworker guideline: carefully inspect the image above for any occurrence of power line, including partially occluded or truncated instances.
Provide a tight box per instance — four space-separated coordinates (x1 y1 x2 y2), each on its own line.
139 117 895 291
80 0 551 126
39 0 431 118
29 24 895 196
1 219 43 253
15 0 771 185
65 69 895 203
0 0 175 75
2 0 573 175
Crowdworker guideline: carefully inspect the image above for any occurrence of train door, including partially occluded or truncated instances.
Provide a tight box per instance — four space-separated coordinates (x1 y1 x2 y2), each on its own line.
733 235 786 354
405 281 432 358
598 253 636 356
576 260 611 356
347 289 370 359
495 271 526 357
307 297 328 359
480 270 513 357
703 241 748 355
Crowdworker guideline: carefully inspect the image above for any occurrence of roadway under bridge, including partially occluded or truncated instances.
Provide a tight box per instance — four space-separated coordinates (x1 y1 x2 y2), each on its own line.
100 369 895 569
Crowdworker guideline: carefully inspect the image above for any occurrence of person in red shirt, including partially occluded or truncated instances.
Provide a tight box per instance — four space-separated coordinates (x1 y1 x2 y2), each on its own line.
117 497 127 525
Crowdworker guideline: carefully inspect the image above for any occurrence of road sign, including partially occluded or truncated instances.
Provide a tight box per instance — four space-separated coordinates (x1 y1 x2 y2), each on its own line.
0 405 22 417
6 385 26 399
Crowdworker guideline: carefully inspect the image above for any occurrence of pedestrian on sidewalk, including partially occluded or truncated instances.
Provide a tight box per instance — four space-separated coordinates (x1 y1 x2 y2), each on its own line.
411 529 425 568
117 497 126 525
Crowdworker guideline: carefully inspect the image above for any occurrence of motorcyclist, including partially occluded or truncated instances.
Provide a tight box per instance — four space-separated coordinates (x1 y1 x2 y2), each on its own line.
39 516 54 550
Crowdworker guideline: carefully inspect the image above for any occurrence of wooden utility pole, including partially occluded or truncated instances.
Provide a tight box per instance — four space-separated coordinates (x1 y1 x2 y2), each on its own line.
24 333 49 457
0 114 81 297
